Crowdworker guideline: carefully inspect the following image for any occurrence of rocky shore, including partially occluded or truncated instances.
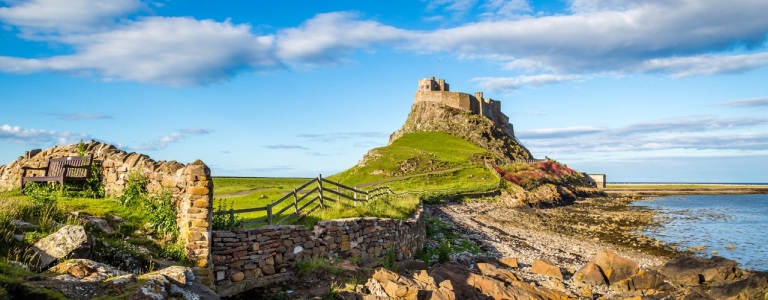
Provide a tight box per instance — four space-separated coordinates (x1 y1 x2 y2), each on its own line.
243 196 767 299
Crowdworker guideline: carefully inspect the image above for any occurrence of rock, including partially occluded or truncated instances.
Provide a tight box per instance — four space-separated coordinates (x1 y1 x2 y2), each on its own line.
499 257 518 269
83 216 114 233
710 271 768 300
28 225 95 270
531 259 563 280
611 269 668 292
48 259 129 282
591 250 639 284
11 219 40 231
154 265 195 287
573 261 607 288
661 255 746 286
393 259 428 273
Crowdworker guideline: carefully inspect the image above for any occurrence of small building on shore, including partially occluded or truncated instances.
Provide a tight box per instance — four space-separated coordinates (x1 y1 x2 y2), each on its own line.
585 174 606 188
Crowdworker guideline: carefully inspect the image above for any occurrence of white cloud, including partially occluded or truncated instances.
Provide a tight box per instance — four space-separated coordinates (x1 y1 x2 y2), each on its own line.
472 74 584 91
638 53 768 77
0 124 88 145
127 127 212 151
721 97 768 108
520 116 768 158
480 0 532 20
414 0 768 74
0 17 278 86
517 126 604 139
275 12 411 66
0 0 142 33
1 1 768 85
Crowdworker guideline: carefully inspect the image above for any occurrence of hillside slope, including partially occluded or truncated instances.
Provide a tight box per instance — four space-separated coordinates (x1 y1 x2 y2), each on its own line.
332 132 499 193
390 101 533 163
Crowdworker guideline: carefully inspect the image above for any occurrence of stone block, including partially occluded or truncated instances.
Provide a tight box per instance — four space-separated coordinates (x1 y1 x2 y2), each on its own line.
188 186 210 195
231 271 244 282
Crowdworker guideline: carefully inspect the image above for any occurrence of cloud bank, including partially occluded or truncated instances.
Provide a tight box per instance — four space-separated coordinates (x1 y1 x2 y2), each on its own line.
0 0 767 86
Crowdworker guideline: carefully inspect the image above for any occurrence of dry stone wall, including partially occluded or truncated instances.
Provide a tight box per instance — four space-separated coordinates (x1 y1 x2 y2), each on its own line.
0 141 214 287
212 204 425 297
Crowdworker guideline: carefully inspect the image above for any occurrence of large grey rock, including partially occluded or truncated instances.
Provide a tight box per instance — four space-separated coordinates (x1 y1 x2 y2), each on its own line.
661 255 746 286
29 225 94 270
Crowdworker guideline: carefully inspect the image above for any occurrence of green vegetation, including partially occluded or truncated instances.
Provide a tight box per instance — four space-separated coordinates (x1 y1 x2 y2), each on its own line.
416 215 483 266
0 261 66 299
212 177 310 195
296 194 421 228
332 132 490 186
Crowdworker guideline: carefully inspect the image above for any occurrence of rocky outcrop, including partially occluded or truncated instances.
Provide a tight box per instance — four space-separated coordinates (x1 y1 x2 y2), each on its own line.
389 101 532 163
661 255 747 286
30 259 218 300
361 261 572 299
28 225 95 271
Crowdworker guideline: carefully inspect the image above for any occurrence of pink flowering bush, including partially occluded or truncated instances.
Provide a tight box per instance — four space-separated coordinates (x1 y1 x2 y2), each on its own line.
494 160 582 190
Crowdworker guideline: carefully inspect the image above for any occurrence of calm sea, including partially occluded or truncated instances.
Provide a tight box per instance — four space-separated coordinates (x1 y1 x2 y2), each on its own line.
632 194 768 271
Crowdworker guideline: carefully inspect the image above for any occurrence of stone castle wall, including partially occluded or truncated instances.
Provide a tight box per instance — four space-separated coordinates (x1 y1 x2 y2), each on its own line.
0 141 214 286
212 204 425 297
414 78 516 139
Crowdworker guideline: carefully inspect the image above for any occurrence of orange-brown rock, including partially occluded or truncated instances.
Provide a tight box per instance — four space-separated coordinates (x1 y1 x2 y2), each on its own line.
573 261 607 288
532 259 564 280
592 250 639 284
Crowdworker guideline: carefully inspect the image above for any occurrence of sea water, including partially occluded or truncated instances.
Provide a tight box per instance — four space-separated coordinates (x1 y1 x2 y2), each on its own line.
632 194 768 271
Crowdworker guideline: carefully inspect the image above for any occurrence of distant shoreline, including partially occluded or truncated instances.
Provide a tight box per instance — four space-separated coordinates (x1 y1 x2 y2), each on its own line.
605 183 768 195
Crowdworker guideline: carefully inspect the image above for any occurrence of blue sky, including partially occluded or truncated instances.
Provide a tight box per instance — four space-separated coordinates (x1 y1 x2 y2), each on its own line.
1 0 767 183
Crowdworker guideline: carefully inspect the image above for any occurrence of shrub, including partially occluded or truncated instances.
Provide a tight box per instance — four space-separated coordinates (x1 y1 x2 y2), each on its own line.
212 200 242 230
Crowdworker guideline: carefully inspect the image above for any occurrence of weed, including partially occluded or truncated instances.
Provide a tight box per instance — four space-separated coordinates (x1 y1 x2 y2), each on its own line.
437 242 451 263
296 258 344 275
159 243 187 262
212 200 242 230
116 171 147 207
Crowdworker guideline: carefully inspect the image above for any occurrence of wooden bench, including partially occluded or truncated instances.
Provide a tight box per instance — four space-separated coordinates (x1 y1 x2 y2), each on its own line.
21 155 93 193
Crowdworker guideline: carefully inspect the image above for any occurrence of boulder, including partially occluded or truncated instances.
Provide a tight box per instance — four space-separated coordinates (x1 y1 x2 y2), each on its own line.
573 261 607 288
499 257 518 269
83 216 114 234
611 269 668 292
591 250 639 284
28 225 95 270
661 255 746 286
710 271 768 300
531 259 564 280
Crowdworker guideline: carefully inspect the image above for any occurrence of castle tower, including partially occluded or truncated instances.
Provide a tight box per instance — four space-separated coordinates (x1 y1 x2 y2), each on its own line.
418 76 449 91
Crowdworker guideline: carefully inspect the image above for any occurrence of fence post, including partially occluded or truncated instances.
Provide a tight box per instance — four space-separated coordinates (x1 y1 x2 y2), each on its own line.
267 204 273 225
353 189 357 207
229 208 235 228
293 189 299 222
317 174 325 208
337 185 340 204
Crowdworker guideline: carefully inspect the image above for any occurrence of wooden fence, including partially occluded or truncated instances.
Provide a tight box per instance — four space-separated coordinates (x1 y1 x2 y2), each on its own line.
213 175 394 229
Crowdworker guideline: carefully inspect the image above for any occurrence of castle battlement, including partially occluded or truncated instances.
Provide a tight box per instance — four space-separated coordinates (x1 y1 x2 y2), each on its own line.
414 77 515 138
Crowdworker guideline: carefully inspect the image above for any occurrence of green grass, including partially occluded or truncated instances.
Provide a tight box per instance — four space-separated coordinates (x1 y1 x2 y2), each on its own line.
212 177 311 195
295 194 421 228
331 132 490 187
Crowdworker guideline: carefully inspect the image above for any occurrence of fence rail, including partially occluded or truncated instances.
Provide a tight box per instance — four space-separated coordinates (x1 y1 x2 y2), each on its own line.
214 174 393 229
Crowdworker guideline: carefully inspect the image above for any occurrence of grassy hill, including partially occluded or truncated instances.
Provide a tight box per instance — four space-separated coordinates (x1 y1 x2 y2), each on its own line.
330 131 500 195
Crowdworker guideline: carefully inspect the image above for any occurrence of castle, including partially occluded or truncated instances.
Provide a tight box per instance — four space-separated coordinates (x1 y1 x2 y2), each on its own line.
415 76 516 138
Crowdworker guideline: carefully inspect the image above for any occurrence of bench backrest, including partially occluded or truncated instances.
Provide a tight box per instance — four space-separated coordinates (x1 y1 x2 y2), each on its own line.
46 155 92 178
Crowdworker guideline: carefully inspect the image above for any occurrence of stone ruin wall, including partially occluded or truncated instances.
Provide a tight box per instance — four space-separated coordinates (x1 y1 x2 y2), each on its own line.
0 141 215 287
211 204 425 297
414 85 516 139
